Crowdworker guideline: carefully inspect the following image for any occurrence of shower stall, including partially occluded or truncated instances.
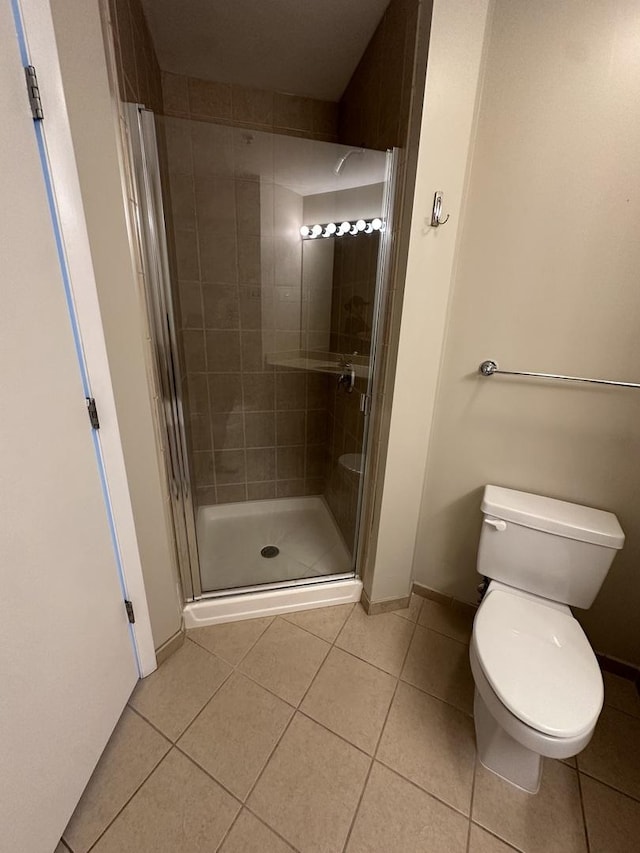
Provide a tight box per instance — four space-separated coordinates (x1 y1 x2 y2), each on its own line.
128 104 395 613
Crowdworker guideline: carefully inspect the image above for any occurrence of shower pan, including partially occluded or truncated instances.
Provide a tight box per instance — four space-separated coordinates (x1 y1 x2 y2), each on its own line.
127 104 396 616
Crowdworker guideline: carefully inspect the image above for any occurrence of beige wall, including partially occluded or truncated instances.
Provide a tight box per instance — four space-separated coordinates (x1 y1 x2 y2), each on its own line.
369 0 492 603
414 0 640 665
52 0 183 650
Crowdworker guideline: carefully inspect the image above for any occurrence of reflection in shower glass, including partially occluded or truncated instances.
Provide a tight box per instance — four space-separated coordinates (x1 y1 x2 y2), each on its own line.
158 115 388 593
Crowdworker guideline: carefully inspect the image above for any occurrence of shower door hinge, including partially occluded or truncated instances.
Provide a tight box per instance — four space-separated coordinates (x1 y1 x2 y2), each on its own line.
86 397 100 430
25 65 44 120
124 600 135 624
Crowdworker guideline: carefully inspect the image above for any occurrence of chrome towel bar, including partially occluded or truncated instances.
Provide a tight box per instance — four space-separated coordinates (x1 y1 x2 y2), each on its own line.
478 360 640 390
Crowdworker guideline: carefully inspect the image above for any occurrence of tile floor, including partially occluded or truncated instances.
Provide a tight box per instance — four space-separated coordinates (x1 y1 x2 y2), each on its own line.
59 595 640 853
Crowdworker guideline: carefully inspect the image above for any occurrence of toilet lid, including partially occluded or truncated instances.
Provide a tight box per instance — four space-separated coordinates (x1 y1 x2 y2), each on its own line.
474 590 603 738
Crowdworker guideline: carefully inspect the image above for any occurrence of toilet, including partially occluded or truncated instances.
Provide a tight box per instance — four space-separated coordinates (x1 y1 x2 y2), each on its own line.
470 485 625 793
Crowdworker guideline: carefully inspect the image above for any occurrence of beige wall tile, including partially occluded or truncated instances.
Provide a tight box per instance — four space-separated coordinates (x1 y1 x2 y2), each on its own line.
161 71 189 117
63 708 170 853
239 618 329 705
232 85 274 127
473 761 587 853
179 672 293 799
249 713 369 852
377 681 476 814
91 749 239 853
188 77 232 121
129 639 231 741
336 605 414 676
401 625 474 714
346 762 468 853
301 647 396 754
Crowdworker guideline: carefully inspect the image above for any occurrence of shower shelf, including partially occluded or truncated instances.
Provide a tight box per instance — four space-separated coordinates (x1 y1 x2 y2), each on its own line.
266 350 370 379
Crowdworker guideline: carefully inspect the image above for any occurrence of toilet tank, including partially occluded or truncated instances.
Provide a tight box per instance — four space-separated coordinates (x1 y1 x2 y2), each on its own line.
477 486 624 609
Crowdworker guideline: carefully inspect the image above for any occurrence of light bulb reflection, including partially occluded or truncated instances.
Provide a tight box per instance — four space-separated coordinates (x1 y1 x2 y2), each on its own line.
299 218 385 239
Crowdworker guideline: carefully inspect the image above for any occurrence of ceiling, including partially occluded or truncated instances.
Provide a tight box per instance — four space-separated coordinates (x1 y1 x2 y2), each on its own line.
141 0 390 102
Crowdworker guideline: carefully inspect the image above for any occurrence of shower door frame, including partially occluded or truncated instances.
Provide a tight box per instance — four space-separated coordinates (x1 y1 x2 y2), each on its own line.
126 104 202 600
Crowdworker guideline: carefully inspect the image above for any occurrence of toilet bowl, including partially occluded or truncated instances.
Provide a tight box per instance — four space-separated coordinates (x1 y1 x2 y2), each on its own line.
470 583 602 792
470 485 624 793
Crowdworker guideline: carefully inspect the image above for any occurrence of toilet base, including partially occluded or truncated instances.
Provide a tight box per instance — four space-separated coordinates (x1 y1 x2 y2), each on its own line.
474 688 542 794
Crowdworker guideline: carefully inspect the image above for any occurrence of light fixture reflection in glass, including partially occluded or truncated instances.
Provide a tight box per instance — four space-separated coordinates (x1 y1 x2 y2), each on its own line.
299 218 385 239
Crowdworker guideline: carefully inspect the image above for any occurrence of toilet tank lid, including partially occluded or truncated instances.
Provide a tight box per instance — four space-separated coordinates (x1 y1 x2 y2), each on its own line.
482 486 625 549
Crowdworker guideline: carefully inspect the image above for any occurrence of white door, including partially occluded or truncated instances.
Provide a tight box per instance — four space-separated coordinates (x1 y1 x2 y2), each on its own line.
0 4 139 852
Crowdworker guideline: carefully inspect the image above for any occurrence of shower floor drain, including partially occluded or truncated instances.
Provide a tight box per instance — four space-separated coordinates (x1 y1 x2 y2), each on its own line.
260 545 280 558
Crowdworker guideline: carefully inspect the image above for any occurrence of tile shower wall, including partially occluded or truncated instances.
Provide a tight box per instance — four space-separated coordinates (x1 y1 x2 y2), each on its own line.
161 72 338 143
334 0 431 579
108 0 163 113
162 118 331 505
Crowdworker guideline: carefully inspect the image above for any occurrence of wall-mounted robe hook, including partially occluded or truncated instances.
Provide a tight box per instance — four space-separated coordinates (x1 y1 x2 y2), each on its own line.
430 191 450 227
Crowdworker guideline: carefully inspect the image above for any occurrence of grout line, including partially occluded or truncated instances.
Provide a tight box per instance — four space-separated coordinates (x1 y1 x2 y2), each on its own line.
577 767 640 805
576 768 591 853
469 823 523 852
340 616 419 853
83 745 176 853
465 759 478 853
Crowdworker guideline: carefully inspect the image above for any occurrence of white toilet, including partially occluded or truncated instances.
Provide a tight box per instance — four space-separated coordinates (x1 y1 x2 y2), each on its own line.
470 485 624 793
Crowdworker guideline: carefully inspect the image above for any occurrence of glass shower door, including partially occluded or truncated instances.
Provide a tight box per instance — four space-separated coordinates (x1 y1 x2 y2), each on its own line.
142 109 395 597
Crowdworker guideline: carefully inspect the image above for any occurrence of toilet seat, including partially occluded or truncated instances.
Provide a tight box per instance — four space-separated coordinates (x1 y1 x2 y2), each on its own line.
474 589 603 739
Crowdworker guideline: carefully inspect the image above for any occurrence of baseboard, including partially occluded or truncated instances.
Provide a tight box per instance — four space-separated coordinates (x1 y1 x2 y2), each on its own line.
596 652 640 692
412 581 456 606
183 578 363 628
154 627 185 666
361 590 411 615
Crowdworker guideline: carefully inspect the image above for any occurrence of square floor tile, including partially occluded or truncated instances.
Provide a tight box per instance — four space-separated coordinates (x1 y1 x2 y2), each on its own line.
178 672 293 799
301 647 396 754
63 707 170 852
377 681 475 814
282 604 354 642
248 713 370 853
335 606 414 676
468 824 519 853
602 672 640 718
578 705 640 799
346 762 468 853
219 810 296 852
239 618 330 705
472 759 587 853
581 774 640 853
401 625 474 714
129 639 231 741
91 749 240 853
394 593 423 623
188 617 273 666
418 599 474 644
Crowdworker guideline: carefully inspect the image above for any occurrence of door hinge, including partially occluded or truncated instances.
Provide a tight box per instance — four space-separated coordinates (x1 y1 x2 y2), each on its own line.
86 397 100 429
25 65 44 120
124 600 135 624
